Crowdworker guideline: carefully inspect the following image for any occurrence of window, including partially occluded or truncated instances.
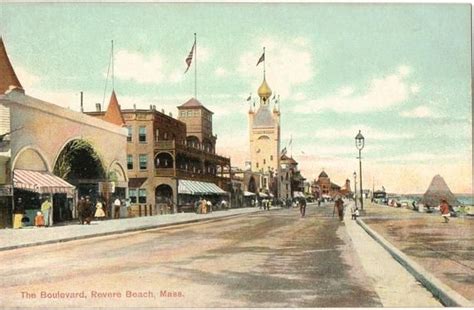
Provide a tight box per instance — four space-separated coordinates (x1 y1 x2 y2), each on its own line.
187 111 193 117
193 110 199 116
139 126 147 143
139 154 147 170
127 155 133 170
256 162 259 168
138 189 147 203
180 111 186 117
263 159 266 165
270 155 273 161
155 129 160 141
129 189 138 203
127 127 132 142
263 178 267 188
164 132 168 140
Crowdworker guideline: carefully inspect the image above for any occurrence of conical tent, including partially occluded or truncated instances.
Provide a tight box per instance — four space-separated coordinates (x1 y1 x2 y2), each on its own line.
420 174 460 207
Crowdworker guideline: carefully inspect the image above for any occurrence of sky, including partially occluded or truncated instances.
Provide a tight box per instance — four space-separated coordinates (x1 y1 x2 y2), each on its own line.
0 3 472 194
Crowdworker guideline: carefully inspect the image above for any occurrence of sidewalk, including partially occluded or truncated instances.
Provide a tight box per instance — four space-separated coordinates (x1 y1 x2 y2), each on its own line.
0 207 263 252
361 201 474 305
343 201 442 307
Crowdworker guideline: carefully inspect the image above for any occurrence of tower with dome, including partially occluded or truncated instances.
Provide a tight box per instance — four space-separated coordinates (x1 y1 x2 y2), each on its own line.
248 57 281 193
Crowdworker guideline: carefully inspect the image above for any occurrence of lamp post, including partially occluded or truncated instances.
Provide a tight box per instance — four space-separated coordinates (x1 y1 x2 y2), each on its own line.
353 171 357 208
355 130 365 210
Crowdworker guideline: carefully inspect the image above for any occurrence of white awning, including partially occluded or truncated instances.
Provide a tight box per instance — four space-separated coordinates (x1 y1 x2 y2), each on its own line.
244 191 256 197
13 169 75 195
293 191 305 198
178 179 227 195
258 192 268 198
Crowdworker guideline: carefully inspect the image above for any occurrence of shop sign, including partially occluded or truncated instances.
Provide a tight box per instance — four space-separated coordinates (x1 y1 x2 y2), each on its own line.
0 185 13 196
98 182 115 194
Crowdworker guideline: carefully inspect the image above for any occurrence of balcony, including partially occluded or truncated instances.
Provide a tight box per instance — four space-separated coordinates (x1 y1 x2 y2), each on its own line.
154 139 230 165
154 140 175 150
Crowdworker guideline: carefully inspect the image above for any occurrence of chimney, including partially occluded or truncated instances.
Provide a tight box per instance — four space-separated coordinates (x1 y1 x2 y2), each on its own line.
153 105 156 110
95 103 101 112
149 105 153 110
161 109 165 114
169 112 172 117
133 104 136 111
80 91 84 113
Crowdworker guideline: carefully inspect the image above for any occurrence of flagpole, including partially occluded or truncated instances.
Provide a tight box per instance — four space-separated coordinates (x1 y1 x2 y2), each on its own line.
263 47 266 79
194 33 197 99
112 40 114 91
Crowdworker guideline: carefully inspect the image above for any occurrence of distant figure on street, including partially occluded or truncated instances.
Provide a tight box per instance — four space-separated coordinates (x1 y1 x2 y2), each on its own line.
35 211 45 227
439 199 451 223
206 200 212 212
318 199 321 207
195 199 201 214
77 196 86 224
94 200 106 220
333 197 344 221
113 198 121 219
83 196 93 224
300 199 307 217
41 197 52 227
351 205 359 220
200 198 208 214
220 199 228 210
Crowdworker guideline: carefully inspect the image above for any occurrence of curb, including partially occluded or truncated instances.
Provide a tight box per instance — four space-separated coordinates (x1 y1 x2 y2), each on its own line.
0 208 266 252
357 218 473 307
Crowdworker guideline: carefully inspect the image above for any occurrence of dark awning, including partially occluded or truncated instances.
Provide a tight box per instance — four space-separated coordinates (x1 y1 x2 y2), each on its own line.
128 178 147 188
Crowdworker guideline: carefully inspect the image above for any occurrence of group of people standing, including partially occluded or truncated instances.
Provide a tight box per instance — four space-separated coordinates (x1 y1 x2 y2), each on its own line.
76 196 122 225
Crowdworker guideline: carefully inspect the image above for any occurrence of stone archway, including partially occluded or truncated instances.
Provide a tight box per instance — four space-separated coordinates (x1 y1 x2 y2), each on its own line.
155 152 174 168
155 184 173 214
53 139 106 200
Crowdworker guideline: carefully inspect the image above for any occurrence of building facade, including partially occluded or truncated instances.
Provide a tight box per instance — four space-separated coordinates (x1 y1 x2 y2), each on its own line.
312 171 350 199
87 97 231 214
0 38 128 228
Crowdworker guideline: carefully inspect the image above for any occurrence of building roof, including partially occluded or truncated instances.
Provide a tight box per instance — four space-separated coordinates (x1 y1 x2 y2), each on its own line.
0 37 23 94
178 97 213 114
253 105 275 128
103 91 125 126
319 171 328 178
258 77 272 100
281 154 297 164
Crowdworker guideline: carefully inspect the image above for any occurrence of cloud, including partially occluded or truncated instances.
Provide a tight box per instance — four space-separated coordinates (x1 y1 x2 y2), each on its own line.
14 66 41 88
399 105 441 119
308 125 415 140
293 66 413 114
114 50 166 84
237 36 315 98
214 67 228 77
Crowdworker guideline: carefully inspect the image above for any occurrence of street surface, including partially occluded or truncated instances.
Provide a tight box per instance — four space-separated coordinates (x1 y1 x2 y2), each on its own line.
364 202 474 303
0 203 440 308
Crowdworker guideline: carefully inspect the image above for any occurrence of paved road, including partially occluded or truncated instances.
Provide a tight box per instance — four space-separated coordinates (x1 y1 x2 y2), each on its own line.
0 203 419 307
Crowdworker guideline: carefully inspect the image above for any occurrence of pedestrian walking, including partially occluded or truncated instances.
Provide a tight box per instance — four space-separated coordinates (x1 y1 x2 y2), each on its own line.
41 197 52 227
83 196 93 224
439 199 451 223
206 200 212 213
94 200 106 220
77 196 86 224
201 198 208 214
35 211 45 227
350 205 359 220
13 197 25 229
333 197 344 221
113 197 121 219
300 199 307 217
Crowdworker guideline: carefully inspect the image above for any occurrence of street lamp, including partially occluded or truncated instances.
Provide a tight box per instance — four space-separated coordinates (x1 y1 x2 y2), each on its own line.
355 130 365 210
353 171 357 208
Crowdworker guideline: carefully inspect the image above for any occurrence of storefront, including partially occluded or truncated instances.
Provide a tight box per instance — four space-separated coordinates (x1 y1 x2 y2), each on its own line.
177 179 228 212
12 169 75 226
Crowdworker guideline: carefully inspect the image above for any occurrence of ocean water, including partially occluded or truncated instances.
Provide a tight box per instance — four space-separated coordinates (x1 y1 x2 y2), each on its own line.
457 195 474 205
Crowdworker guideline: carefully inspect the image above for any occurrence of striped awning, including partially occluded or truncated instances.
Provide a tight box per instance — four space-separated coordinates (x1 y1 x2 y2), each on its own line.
293 191 305 198
178 180 227 195
244 191 256 197
258 192 268 198
13 169 75 195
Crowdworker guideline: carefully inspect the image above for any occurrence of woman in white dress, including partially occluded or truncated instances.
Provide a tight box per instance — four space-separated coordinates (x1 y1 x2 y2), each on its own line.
95 200 106 220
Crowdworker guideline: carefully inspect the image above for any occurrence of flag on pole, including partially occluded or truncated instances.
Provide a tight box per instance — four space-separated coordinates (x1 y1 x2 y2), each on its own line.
184 39 196 73
288 135 293 147
256 51 265 66
281 147 287 156
246 94 252 101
